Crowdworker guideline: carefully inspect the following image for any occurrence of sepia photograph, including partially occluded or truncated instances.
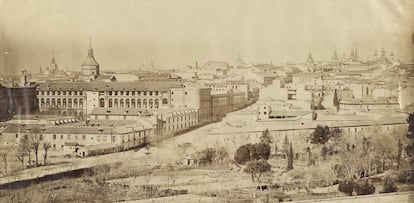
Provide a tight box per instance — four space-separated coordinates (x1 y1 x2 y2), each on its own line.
0 0 413 202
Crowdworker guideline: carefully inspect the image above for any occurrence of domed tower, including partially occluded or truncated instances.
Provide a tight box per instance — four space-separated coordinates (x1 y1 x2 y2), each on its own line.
81 39 100 78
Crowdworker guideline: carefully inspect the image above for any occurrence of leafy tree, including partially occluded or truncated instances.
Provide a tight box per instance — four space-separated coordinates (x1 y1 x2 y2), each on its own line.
355 180 375 195
253 143 271 160
243 160 271 182
260 128 272 144
199 148 216 165
287 142 294 170
29 135 41 167
235 144 252 164
235 143 271 164
338 180 354 196
310 125 331 145
382 176 397 193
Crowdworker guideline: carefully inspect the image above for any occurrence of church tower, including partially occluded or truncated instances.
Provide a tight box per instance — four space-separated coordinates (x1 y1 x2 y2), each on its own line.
331 50 339 61
306 52 315 64
81 39 100 79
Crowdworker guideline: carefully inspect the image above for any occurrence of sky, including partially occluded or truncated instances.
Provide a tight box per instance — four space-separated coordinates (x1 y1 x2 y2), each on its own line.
0 0 413 74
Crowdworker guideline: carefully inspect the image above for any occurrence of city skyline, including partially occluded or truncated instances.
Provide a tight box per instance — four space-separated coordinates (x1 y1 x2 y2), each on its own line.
1 0 414 74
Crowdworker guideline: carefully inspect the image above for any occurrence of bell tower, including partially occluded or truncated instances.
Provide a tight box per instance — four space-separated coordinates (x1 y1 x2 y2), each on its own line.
81 38 100 79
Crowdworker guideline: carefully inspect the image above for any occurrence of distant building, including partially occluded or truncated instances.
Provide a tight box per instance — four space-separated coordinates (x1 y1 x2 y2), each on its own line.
81 40 100 80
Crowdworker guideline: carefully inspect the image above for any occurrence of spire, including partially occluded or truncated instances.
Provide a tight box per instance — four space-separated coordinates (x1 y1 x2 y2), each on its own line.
82 39 99 67
331 50 339 61
306 52 315 64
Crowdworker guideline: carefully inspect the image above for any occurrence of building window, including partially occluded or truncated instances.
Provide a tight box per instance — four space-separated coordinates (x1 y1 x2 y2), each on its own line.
97 135 101 142
53 134 56 140
99 98 105 107
67 134 71 140
109 99 113 108
143 91 147 96
82 135 86 140
149 91 153 96
75 135 78 140
61 135 64 139
162 98 168 105
103 135 107 142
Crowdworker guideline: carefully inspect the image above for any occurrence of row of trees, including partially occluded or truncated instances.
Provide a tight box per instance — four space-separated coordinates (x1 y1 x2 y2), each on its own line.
2 128 53 174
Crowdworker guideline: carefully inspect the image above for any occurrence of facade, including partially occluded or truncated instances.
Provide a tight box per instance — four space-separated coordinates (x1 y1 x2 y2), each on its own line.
88 107 199 137
1 123 151 158
36 82 183 119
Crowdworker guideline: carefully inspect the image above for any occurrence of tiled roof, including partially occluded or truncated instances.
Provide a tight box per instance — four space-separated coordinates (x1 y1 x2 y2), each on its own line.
37 81 183 91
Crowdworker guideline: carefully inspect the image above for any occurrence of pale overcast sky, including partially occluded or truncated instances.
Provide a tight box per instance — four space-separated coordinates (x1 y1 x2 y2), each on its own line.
1 0 413 74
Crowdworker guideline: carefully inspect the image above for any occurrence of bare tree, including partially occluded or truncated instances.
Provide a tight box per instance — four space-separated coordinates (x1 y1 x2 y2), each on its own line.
29 134 41 167
43 142 52 165
0 150 9 174
16 136 29 169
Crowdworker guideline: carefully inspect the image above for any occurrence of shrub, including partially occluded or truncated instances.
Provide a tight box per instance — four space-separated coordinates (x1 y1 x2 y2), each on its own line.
382 177 397 193
355 180 375 195
338 180 354 196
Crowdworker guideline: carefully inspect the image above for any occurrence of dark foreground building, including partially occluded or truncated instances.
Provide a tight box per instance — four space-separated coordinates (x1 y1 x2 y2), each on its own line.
0 83 38 121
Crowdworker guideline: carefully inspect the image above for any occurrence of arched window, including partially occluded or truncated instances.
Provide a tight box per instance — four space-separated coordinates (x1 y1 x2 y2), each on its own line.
68 98 72 108
155 99 159 108
162 98 168 105
99 98 105 107
40 98 45 107
46 98 50 107
109 99 113 108
137 99 141 108
126 99 130 108
114 99 118 108
73 99 78 108
62 98 67 108
131 99 135 108
51 98 56 107
149 99 153 108
120 99 124 108
143 99 147 108
57 98 61 107
79 99 83 108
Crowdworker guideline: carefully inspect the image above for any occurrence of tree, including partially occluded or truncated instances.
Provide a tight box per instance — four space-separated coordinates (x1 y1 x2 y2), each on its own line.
310 125 331 145
252 143 271 160
16 136 29 169
43 142 52 165
287 142 294 170
382 176 397 193
243 160 271 182
405 113 414 166
260 128 272 144
235 144 252 164
333 89 339 111
29 135 41 167
282 135 289 157
338 180 354 196
397 138 403 170
235 143 271 164
0 150 9 174
28 127 43 167
355 180 375 195
199 148 216 165
215 147 228 162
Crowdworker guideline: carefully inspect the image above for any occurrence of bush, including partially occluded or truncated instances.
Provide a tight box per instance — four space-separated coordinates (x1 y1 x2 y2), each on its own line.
395 170 414 183
355 180 375 195
338 180 354 196
382 177 397 193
